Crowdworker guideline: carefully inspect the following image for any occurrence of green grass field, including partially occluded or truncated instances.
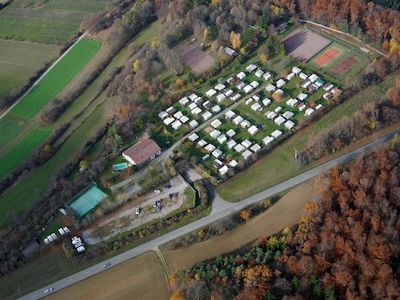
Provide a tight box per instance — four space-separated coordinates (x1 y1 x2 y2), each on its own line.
0 0 108 44
11 38 101 118
0 114 29 149
0 250 79 300
0 127 51 178
0 40 59 97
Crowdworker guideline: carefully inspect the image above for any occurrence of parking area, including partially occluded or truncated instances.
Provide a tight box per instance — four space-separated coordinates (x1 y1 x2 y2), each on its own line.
83 176 193 244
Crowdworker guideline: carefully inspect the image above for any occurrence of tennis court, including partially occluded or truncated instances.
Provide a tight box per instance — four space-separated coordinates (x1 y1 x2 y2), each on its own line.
69 185 107 217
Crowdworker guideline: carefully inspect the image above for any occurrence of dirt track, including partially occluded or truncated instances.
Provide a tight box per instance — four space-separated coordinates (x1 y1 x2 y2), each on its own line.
163 179 316 272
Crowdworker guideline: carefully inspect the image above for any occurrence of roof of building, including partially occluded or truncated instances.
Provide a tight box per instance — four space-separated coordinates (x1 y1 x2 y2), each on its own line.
123 139 161 166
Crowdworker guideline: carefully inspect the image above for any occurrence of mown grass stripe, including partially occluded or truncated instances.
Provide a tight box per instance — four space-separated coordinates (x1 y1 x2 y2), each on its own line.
11 38 101 118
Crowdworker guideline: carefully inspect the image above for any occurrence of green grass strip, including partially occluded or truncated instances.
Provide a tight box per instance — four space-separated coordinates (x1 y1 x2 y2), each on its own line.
0 126 52 178
11 38 101 118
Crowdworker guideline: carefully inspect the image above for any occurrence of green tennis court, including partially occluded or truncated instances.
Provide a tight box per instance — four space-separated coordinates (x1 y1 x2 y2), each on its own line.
69 185 107 217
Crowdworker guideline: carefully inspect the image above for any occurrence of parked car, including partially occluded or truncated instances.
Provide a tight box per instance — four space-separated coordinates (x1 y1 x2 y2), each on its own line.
103 262 111 268
44 288 54 294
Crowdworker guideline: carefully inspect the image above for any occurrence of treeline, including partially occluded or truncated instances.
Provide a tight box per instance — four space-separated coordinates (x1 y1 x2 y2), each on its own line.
298 77 400 165
171 144 400 299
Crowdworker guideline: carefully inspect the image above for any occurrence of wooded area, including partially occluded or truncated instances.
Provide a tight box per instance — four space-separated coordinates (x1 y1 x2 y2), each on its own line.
171 143 400 299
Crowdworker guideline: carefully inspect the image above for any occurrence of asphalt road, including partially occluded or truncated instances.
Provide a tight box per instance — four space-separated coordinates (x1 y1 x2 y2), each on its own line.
19 128 399 300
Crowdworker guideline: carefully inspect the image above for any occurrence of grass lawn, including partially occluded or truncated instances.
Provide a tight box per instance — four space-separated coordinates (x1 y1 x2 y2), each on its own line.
0 126 51 178
0 113 29 149
130 19 161 48
0 105 106 228
0 250 80 300
0 39 59 97
0 0 108 44
11 38 101 118
217 73 397 201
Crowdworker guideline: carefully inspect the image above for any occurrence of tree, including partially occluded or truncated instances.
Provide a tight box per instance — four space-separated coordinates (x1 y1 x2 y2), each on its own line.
230 31 242 50
240 209 253 221
203 27 209 42
132 59 141 73
260 53 269 64
176 78 185 89
170 289 185 300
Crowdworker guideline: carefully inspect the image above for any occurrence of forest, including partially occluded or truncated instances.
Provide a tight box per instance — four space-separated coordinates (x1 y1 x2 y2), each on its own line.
171 143 400 299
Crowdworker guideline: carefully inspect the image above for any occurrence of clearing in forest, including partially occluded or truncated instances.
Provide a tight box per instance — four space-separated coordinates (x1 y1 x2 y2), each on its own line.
175 39 215 74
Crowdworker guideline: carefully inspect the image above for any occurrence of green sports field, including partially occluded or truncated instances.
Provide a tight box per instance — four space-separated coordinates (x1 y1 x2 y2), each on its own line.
11 38 101 118
0 127 51 178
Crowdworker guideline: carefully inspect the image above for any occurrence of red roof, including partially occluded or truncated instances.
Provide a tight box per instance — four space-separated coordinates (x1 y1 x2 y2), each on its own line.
123 139 161 165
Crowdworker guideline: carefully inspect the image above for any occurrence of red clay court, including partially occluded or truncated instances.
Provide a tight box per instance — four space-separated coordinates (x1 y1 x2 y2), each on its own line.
332 57 358 75
315 48 341 66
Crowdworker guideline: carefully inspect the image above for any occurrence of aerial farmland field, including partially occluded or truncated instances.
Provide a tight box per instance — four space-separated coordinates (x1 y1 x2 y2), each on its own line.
0 0 109 44
0 39 59 97
11 38 101 118
0 126 51 178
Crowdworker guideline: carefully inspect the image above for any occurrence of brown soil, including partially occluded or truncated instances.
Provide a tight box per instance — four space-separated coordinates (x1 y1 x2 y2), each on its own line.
332 56 358 74
48 251 169 300
315 48 341 66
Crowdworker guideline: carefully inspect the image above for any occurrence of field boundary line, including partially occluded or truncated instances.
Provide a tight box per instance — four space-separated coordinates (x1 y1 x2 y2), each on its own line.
0 32 87 121
153 247 172 296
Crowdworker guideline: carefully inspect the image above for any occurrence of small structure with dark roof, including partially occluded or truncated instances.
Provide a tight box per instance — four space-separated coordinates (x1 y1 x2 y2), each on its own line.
122 139 161 166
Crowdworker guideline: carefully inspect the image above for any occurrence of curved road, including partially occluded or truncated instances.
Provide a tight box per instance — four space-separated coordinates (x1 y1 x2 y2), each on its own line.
20 129 399 300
